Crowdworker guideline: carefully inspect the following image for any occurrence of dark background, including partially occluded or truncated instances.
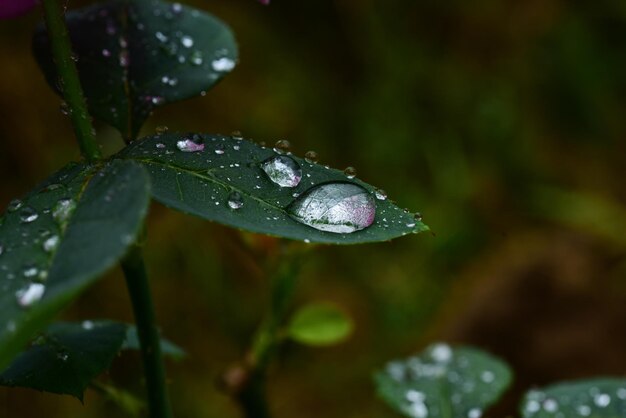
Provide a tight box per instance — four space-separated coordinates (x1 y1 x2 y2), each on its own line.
1 0 626 417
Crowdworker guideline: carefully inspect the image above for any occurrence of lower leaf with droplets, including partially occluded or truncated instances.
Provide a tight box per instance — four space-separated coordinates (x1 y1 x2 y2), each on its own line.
0 160 151 370
117 133 428 244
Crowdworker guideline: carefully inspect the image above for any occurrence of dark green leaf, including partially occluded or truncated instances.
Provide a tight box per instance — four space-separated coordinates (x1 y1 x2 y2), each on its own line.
375 343 512 418
287 302 353 346
0 160 150 370
0 321 127 399
520 378 626 418
123 326 186 360
33 0 238 139
118 133 428 244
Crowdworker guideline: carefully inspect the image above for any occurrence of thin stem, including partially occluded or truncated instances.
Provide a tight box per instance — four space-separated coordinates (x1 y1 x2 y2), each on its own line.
41 0 101 161
121 245 173 418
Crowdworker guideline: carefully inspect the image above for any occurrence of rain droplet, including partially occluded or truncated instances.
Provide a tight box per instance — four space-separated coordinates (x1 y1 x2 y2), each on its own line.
82 320 94 330
176 138 205 152
594 393 610 407
16 283 45 307
190 50 203 65
430 343 452 363
261 155 302 188
155 31 168 43
542 398 558 412
227 192 244 210
214 144 225 155
343 166 357 179
375 189 387 201
43 235 60 252
304 151 318 163
7 199 23 212
180 35 194 48
288 182 376 233
212 57 236 72
19 207 39 223
53 198 76 224
467 408 482 418
273 139 291 154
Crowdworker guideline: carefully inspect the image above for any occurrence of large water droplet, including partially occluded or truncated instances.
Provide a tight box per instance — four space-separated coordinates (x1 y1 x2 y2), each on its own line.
212 57 235 72
16 283 45 307
176 138 204 152
288 183 375 233
261 155 302 188
43 235 60 252
19 207 39 223
227 192 244 210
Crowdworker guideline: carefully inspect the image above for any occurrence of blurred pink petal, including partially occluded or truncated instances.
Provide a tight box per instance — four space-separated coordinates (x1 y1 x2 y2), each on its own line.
258 0 270 4
0 0 37 19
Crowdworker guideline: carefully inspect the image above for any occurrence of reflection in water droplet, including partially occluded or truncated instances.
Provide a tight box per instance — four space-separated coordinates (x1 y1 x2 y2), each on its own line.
304 150 318 163
214 144 225 155
273 140 291 154
7 199 23 212
53 198 77 224
227 192 244 210
19 207 39 223
343 166 357 179
375 189 387 201
212 57 236 72
176 139 204 152
288 183 375 233
43 235 60 252
190 50 203 65
16 283 45 307
181 35 194 48
261 155 302 188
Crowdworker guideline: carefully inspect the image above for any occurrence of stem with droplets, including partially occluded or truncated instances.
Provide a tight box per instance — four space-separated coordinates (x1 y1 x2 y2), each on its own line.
41 0 101 161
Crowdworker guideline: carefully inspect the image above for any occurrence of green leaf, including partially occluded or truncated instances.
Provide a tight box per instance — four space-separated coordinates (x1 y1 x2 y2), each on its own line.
0 160 150 370
0 321 127 399
33 0 238 139
117 133 428 244
123 326 186 360
520 378 626 418
375 343 512 418
287 302 353 346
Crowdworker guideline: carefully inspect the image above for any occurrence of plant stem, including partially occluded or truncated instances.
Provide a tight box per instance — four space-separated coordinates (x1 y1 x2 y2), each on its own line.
41 0 101 162
121 245 173 418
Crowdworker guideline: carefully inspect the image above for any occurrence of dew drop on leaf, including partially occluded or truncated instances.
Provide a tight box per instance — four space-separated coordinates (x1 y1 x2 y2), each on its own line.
16 283 45 307
180 35 194 48
375 189 388 201
42 235 60 252
211 57 235 72
176 138 204 152
261 155 302 188
287 183 376 233
227 191 243 210
273 139 291 154
7 199 23 212
19 207 39 223
304 151 319 163
343 166 357 179
52 198 77 224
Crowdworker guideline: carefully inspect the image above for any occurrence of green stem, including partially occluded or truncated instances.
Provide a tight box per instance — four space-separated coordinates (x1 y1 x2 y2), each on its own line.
121 245 173 418
41 0 101 161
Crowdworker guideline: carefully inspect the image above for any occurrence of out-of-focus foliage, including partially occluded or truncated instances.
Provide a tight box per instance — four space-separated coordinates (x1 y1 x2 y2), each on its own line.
1 0 625 417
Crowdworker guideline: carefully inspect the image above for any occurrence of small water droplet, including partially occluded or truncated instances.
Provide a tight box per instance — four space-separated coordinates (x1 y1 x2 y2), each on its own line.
23 265 39 278
156 143 166 149
273 139 291 154
82 320 94 330
227 192 244 210
119 50 129 67
430 343 452 362
375 189 387 201
176 138 204 152
43 235 60 252
7 199 23 212
190 50 203 65
594 393 610 407
20 207 39 223
171 2 182 14
214 144 225 155
304 151 318 163
212 57 236 72
542 398 558 412
155 31 168 43
231 131 243 140
261 155 302 188
16 283 45 307
467 408 482 418
288 183 375 233
343 166 357 179
102 48 111 57
180 35 194 48
53 198 76 224
57 351 69 362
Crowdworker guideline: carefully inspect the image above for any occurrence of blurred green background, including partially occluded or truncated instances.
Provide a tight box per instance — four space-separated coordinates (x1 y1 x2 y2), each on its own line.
1 0 626 417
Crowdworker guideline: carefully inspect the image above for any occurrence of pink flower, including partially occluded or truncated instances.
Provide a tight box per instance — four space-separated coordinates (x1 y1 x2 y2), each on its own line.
0 0 37 19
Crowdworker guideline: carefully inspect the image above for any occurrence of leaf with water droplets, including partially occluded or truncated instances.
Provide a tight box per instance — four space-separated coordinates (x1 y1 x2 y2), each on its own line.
33 0 237 139
520 378 626 418
0 321 127 399
375 343 512 418
117 133 429 244
0 160 150 370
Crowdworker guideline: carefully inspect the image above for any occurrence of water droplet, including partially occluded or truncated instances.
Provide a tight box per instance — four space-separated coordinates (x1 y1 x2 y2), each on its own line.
304 150 318 163
212 57 236 72
214 144 225 155
155 31 168 43
430 343 452 363
542 398 558 412
227 192 244 210
7 199 23 212
576 405 591 416
16 283 45 307
155 126 169 134
82 320 94 330
414 212 423 222
375 189 387 201
57 351 69 362
171 2 182 14
594 393 610 407
176 138 204 152
261 155 302 188
53 198 76 224
467 408 482 418
343 166 357 179
19 207 39 223
119 50 129 67
43 235 60 252
180 35 194 48
23 265 39 278
102 48 111 57
408 401 428 418
273 139 291 154
231 131 243 140
480 370 495 383
288 183 375 233
406 390 425 403
156 143 166 149
190 50 203 65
